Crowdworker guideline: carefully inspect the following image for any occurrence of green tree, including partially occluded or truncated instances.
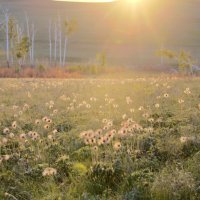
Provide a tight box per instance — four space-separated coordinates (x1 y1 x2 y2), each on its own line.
62 19 77 66
15 36 30 67
157 49 194 74
8 17 18 65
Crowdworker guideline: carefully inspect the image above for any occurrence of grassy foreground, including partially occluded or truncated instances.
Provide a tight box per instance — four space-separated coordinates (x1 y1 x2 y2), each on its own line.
0 76 200 200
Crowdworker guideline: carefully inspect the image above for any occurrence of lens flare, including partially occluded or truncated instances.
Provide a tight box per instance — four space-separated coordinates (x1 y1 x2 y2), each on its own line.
53 0 115 2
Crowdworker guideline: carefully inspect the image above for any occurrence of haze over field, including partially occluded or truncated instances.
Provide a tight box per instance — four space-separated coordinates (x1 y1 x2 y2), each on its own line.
0 0 200 66
2 2 200 199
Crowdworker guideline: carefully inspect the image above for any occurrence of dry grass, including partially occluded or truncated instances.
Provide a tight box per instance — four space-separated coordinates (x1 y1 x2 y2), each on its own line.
0 67 82 78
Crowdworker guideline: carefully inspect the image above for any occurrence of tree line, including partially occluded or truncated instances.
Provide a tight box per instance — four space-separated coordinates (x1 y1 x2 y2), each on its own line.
0 7 77 68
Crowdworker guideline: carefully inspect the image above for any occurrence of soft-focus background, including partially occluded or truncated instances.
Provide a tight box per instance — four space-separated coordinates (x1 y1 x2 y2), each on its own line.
0 0 200 67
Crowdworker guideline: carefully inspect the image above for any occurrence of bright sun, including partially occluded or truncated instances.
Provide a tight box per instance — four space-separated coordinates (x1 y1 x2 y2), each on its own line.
53 0 115 2
53 0 142 3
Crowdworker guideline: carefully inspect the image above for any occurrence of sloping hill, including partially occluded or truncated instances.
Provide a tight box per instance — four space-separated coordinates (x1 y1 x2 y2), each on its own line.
0 0 200 66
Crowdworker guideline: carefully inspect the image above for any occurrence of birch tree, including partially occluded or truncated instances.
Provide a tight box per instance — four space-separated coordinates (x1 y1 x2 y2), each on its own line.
49 20 52 65
31 23 35 66
25 14 32 65
8 17 18 65
4 10 10 67
59 16 62 66
54 23 58 66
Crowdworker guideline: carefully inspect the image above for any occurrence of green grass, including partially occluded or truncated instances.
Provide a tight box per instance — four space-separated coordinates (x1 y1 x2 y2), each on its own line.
0 76 200 199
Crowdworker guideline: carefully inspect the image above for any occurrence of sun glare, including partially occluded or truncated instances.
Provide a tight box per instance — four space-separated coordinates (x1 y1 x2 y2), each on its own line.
53 0 115 3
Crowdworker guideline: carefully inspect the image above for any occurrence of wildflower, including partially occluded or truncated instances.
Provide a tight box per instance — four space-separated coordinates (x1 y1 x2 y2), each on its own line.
35 119 41 125
3 155 11 161
107 121 113 127
19 133 26 140
127 118 134 124
113 104 119 108
84 138 90 145
110 129 117 135
126 96 132 104
12 121 17 129
80 131 87 139
93 146 98 152
90 138 96 144
163 93 169 98
118 128 128 137
3 128 10 134
42 116 48 122
180 136 195 143
184 88 191 95
122 114 127 119
53 129 58 134
106 131 114 139
178 99 184 104
49 105 54 109
27 91 31 98
156 96 161 99
0 157 3 164
23 104 29 111
9 133 15 138
103 126 109 130
42 167 57 176
47 118 52 124
180 136 189 143
53 109 58 114
86 104 91 109
145 127 154 133
155 103 160 108
44 124 50 129
143 113 149 119
13 105 18 110
48 134 54 140
138 106 144 111
95 129 102 136
97 136 103 145
113 141 121 151
148 118 154 123
102 136 109 145
102 118 108 124
50 100 54 105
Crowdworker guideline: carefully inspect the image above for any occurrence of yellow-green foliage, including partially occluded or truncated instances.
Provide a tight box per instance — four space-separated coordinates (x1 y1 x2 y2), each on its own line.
0 76 200 199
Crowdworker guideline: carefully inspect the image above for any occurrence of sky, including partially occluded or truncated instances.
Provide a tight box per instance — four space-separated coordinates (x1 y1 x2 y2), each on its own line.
53 0 116 2
1 0 198 66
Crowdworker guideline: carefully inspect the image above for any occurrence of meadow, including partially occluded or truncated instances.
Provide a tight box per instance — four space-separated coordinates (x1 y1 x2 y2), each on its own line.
1 76 200 199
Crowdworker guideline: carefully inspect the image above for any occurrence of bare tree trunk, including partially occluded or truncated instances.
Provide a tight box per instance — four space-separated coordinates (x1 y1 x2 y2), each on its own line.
31 24 35 66
26 14 31 65
49 20 52 66
54 23 57 66
5 13 10 68
59 17 62 66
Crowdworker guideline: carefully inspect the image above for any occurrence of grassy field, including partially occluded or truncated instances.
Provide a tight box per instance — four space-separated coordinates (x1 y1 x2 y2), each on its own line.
1 75 200 199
